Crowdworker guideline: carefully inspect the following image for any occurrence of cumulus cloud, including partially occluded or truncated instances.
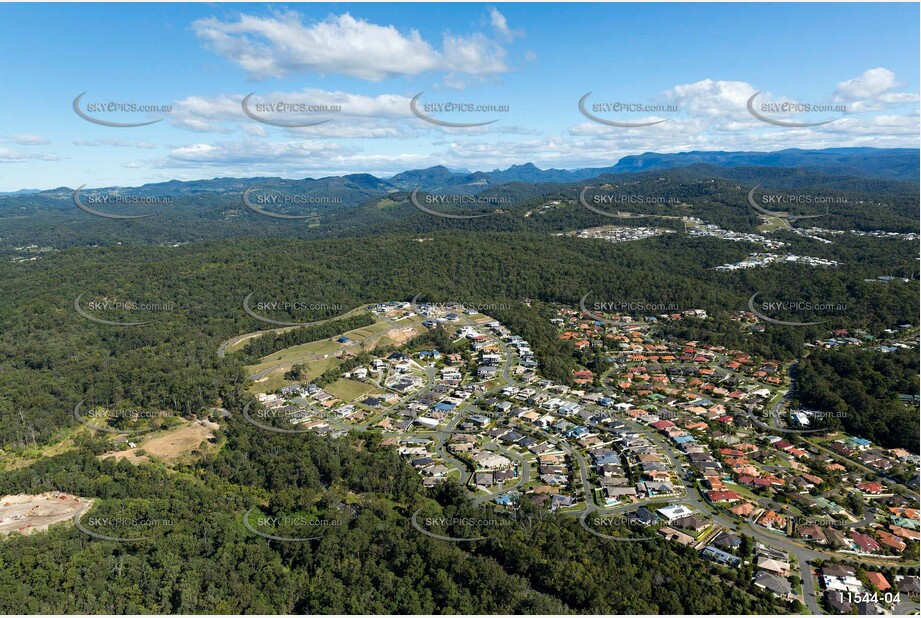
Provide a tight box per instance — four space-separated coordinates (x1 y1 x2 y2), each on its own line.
833 68 919 113
663 79 756 119
0 147 59 163
193 11 512 81
167 138 353 167
10 134 50 145
158 137 431 178
488 8 522 42
73 139 156 149
166 90 418 137
836 68 899 100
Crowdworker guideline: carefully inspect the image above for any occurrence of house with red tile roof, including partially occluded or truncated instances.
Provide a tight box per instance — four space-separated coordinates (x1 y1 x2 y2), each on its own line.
890 525 920 541
849 531 881 553
757 510 786 530
866 572 891 591
857 481 884 494
877 531 906 553
707 490 741 503
729 502 755 517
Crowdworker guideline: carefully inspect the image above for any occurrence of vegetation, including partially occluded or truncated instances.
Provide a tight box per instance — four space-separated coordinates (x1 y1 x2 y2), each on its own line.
795 347 920 451
0 231 916 450
0 424 785 614
237 312 376 362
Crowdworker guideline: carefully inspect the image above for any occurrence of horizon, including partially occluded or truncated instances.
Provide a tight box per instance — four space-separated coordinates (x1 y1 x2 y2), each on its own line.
0 3 918 191
5 145 920 193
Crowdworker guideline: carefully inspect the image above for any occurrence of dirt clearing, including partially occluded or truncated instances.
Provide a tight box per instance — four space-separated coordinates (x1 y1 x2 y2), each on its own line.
382 326 420 347
102 419 219 464
0 492 90 537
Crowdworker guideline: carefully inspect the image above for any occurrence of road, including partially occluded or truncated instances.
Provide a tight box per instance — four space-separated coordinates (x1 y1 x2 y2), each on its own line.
247 317 405 382
226 307 916 614
216 304 370 358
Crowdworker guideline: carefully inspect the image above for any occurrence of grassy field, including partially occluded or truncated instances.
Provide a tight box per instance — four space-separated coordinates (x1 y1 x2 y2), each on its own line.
325 378 379 403
245 314 415 392
248 355 344 394
756 217 790 232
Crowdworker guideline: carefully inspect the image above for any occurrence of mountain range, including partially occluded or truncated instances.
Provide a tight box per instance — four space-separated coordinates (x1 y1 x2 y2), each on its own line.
7 147 918 199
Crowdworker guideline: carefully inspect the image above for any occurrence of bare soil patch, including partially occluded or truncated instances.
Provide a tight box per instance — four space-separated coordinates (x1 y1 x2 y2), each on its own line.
0 492 90 537
102 420 219 464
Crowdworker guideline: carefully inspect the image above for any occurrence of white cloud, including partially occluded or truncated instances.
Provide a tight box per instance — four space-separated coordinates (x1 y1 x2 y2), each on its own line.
488 8 521 42
167 138 353 167
836 68 898 100
833 68 919 113
168 94 242 132
73 139 156 149
193 11 511 81
158 137 431 178
166 90 418 137
663 79 756 119
0 147 58 162
10 134 50 146
441 32 507 75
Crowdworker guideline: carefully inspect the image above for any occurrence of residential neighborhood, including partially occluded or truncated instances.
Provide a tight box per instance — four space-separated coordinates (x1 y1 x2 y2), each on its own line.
247 299 920 615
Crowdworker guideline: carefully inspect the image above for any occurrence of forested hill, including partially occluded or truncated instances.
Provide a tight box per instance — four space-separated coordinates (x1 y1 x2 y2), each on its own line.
0 421 787 614
610 148 920 181
0 231 916 448
0 162 917 252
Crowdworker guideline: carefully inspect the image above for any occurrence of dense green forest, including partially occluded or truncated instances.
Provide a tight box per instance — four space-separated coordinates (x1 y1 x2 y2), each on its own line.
0 155 916 613
0 231 916 449
794 348 920 451
0 422 786 614
1 164 918 254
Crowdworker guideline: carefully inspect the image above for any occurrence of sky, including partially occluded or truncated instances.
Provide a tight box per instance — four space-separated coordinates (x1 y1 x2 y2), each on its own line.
0 2 918 191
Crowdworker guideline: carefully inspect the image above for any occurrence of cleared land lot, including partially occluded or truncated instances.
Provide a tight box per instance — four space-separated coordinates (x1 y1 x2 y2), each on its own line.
0 493 90 537
379 325 422 347
325 378 380 402
245 315 424 391
101 420 219 464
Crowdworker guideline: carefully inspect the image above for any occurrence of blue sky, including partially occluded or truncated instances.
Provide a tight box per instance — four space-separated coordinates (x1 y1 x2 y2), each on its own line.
0 2 918 191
